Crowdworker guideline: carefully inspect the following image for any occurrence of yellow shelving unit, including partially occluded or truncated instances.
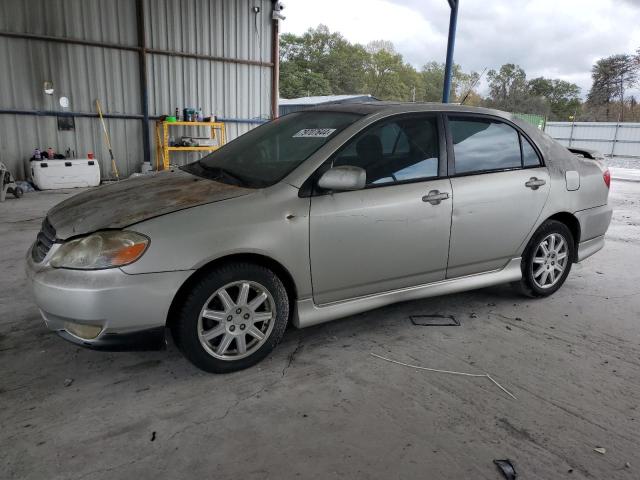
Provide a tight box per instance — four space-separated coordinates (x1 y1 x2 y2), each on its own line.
155 120 226 170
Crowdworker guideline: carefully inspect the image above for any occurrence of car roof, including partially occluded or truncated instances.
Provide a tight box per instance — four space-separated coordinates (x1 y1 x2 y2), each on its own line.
305 101 512 121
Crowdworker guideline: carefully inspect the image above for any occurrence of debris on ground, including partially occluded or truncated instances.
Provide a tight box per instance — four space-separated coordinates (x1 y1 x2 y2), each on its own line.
593 447 606 454
370 353 516 400
410 314 460 326
493 459 517 479
63 378 74 387
625 462 631 468
470 313 478 318
150 431 156 442
506 325 512 330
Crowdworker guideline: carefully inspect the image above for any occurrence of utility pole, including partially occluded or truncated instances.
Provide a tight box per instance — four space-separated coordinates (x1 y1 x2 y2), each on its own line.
442 0 459 103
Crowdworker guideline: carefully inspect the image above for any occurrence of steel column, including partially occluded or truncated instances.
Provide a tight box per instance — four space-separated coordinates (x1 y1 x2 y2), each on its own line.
442 0 459 103
136 0 151 166
271 17 280 119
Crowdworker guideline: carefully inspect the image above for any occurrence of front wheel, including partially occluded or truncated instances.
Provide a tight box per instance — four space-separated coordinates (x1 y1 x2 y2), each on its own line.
518 220 575 297
174 263 290 373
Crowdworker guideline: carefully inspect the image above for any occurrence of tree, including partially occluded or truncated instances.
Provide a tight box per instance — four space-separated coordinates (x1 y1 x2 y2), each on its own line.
528 77 581 120
486 64 527 106
587 54 638 120
279 26 369 98
418 62 480 103
363 41 407 99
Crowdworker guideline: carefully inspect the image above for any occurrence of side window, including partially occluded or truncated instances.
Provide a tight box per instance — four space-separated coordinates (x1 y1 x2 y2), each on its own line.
521 135 541 167
333 116 439 186
449 117 521 174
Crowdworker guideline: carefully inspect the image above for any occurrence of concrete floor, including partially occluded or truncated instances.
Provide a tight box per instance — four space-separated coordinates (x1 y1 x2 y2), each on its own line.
1 181 639 480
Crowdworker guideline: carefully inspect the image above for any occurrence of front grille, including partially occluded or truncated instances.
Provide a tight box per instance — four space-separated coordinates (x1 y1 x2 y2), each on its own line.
32 217 57 263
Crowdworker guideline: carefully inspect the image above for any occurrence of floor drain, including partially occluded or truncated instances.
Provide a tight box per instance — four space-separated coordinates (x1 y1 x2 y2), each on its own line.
409 314 460 326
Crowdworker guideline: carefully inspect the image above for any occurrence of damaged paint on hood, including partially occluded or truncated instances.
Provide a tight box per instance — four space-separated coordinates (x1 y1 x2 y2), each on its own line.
48 169 254 239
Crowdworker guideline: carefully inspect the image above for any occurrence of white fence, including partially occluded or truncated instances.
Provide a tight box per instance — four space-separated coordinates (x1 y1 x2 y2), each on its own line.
544 122 640 157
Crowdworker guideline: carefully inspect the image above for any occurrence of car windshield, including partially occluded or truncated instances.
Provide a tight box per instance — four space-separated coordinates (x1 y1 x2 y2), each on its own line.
182 111 362 187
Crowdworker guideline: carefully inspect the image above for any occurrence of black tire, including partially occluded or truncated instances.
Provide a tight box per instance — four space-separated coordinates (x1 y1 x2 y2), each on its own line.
174 263 289 373
13 187 24 198
518 220 575 297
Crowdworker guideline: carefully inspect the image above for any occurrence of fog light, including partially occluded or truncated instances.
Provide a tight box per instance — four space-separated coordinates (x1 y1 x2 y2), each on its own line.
64 322 102 340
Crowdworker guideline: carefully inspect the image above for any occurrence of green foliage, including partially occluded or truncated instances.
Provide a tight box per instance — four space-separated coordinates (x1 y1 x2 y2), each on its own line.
279 25 480 102
586 54 639 120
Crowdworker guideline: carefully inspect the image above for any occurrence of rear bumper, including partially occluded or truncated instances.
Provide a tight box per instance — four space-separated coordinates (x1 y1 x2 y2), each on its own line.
575 204 612 243
577 235 605 262
26 250 193 349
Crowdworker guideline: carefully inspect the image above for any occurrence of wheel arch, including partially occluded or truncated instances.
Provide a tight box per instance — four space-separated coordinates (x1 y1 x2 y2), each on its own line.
166 253 298 334
545 212 581 262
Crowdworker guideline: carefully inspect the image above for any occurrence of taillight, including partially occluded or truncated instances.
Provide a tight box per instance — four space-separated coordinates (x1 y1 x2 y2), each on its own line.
603 169 611 188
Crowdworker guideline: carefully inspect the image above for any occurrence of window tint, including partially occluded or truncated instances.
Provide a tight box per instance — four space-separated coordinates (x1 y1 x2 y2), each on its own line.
521 135 541 166
449 117 521 174
333 116 439 185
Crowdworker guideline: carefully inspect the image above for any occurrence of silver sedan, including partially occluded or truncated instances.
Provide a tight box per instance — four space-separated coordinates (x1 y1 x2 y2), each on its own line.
26 103 612 372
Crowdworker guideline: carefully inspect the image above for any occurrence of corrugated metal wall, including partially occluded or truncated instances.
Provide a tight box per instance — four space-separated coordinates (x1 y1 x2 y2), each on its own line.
0 0 274 179
545 122 640 157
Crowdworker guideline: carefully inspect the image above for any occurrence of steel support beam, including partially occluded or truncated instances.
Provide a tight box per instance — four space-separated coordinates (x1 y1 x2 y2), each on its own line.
442 0 459 103
136 0 151 166
271 18 280 119
0 31 273 68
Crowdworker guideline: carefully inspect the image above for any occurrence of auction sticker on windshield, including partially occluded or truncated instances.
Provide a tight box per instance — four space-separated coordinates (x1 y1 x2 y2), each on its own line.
293 128 336 138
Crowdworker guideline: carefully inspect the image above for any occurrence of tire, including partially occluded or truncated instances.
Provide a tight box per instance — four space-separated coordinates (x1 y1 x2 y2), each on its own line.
518 220 575 297
174 263 290 373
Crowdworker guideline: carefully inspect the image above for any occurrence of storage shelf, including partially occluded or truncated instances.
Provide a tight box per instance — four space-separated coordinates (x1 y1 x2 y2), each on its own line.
155 120 226 170
167 146 220 151
165 121 225 127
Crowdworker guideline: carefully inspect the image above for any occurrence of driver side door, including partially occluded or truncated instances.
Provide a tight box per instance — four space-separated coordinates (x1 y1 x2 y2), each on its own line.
308 114 453 305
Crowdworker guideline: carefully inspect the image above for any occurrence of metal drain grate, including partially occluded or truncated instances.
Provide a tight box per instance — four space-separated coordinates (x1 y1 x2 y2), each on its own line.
409 314 460 326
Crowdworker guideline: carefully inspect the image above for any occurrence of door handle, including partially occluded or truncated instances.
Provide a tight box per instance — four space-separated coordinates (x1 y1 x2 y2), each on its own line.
525 177 546 190
422 190 450 205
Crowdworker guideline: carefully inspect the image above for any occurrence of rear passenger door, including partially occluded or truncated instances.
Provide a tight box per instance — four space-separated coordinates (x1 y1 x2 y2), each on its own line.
445 115 550 278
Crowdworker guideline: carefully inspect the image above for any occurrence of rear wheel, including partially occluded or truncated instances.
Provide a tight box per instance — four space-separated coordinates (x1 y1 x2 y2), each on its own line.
174 263 289 373
518 220 574 297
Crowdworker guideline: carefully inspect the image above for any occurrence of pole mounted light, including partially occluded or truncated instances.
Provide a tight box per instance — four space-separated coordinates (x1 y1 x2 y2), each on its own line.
442 0 459 103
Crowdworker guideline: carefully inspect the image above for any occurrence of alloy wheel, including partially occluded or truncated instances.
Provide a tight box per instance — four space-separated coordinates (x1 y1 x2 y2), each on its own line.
197 280 276 360
531 233 569 289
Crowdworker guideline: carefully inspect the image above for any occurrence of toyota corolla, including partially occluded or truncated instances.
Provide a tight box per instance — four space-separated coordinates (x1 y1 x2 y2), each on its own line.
26 103 612 373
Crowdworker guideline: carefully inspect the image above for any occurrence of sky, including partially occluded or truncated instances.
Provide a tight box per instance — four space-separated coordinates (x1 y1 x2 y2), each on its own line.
281 0 640 98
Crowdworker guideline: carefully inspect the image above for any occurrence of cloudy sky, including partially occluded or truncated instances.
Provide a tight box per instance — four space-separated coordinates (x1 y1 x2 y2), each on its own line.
282 0 640 97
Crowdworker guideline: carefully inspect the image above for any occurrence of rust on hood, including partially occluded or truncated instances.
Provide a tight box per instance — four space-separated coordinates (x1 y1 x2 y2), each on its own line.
48 169 254 239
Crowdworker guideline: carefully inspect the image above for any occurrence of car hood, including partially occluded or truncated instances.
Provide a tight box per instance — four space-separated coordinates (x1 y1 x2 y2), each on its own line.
48 169 254 239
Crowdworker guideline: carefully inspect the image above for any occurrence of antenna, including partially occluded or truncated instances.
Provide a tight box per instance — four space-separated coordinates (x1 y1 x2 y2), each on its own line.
460 67 487 105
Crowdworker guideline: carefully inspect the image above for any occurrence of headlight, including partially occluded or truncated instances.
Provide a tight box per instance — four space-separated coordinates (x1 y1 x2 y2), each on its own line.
50 231 149 270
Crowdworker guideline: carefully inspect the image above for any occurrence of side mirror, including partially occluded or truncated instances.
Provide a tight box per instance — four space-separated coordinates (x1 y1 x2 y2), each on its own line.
317 165 366 192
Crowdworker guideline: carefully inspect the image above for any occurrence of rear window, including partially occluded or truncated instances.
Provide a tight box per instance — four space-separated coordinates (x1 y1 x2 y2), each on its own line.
449 117 522 174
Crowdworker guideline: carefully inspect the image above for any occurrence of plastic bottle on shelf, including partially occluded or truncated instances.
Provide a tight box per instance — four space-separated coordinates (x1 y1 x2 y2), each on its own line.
197 108 203 122
34 148 41 160
47 147 54 159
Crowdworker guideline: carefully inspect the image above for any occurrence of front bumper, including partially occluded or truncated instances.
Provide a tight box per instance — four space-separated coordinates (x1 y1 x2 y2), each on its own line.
26 249 193 350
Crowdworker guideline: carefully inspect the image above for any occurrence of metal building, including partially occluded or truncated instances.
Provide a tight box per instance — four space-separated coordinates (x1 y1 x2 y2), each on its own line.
0 0 279 180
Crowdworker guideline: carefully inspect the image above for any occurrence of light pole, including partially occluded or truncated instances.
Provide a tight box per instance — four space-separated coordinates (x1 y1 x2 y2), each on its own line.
442 0 459 103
